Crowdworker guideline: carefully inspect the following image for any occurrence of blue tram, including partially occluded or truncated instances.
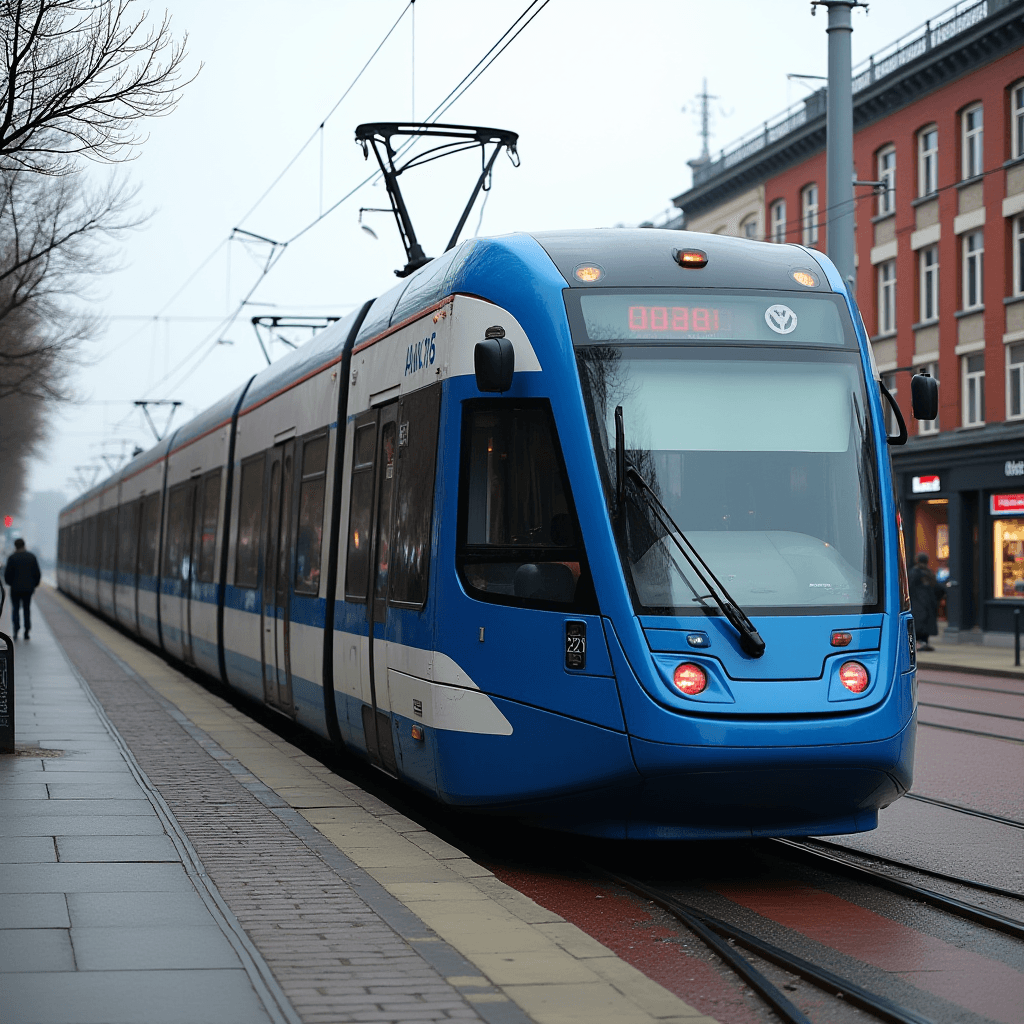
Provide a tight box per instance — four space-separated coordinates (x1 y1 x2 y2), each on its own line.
57 229 925 839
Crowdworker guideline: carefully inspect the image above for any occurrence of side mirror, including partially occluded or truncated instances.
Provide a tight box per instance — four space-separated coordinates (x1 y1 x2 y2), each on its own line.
474 327 514 393
911 373 939 420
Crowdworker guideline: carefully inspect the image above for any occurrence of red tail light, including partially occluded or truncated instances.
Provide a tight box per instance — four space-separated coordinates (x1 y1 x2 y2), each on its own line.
839 661 870 693
673 663 707 696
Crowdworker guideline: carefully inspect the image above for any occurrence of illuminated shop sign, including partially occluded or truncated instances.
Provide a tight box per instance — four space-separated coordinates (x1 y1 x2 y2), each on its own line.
991 493 1024 515
912 475 941 493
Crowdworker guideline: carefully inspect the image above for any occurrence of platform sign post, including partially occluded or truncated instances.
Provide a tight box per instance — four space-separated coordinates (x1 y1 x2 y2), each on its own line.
0 586 11 753
0 631 12 753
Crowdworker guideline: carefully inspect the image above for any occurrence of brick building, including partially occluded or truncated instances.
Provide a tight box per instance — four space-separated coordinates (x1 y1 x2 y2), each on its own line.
672 0 1024 639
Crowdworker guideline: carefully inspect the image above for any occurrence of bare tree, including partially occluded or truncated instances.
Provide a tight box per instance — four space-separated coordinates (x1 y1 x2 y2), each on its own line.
0 165 140 402
0 387 46 513
0 0 193 173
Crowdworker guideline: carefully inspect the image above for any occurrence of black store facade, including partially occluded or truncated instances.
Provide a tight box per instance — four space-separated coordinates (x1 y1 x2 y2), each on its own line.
894 422 1024 639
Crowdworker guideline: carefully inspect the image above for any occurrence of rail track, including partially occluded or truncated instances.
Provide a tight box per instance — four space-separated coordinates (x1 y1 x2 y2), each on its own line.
594 866 937 1024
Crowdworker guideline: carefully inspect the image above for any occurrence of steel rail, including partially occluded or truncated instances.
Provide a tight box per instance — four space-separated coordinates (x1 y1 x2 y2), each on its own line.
918 700 1024 722
917 677 1023 697
772 840 1024 940
918 718 1023 742
799 838 1024 902
596 867 936 1024
905 793 1024 829
590 867 813 1024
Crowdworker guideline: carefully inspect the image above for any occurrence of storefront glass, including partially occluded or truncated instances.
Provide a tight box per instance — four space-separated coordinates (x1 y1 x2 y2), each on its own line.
993 516 1024 598
915 499 950 582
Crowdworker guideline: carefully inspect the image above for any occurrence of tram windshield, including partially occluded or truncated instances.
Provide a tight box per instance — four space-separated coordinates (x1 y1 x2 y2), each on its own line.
570 291 882 615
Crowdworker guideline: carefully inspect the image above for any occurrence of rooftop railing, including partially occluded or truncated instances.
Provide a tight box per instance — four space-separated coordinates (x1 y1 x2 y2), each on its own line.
690 0 993 189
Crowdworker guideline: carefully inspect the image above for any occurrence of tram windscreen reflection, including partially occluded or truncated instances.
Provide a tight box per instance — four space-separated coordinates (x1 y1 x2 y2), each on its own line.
575 347 881 614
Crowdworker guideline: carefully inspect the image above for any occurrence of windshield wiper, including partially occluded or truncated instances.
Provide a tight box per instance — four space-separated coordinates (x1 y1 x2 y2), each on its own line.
614 407 766 659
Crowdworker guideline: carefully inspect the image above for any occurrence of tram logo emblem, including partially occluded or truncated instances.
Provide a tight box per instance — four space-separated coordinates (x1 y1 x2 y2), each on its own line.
765 304 798 334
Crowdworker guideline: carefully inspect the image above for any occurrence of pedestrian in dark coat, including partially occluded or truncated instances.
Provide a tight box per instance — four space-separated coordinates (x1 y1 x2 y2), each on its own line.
908 551 943 651
3 539 41 639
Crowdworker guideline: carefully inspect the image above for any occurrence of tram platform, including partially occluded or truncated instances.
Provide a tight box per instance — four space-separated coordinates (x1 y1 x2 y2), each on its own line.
0 588 717 1024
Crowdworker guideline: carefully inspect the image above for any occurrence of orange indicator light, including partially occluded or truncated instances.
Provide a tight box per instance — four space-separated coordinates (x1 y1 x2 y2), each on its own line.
792 270 818 287
673 248 708 269
574 264 604 283
411 725 424 741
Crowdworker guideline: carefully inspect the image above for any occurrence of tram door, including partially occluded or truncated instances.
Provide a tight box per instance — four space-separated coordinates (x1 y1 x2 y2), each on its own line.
261 441 295 712
358 402 399 775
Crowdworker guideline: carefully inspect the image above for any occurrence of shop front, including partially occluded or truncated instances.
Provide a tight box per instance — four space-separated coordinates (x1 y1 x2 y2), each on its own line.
892 422 1024 638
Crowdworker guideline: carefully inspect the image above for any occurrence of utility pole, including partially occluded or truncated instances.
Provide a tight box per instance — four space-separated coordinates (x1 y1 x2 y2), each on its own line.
812 1 867 288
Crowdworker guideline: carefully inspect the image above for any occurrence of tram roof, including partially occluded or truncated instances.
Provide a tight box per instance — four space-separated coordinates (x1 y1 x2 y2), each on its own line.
530 229 836 293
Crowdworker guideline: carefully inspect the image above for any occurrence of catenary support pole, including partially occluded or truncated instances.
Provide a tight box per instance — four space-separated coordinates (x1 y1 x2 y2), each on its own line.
814 1 864 289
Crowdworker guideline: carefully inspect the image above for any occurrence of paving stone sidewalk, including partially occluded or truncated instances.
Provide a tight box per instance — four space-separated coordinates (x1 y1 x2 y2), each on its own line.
2 592 511 1024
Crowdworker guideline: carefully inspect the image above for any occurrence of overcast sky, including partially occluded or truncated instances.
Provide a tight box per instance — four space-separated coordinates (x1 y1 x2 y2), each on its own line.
31 0 950 500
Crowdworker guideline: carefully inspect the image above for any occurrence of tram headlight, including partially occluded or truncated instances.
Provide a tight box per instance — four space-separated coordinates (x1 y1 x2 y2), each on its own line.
839 661 870 693
673 663 707 696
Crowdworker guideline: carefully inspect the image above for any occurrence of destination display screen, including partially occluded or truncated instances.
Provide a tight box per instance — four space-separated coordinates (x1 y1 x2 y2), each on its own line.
577 292 849 346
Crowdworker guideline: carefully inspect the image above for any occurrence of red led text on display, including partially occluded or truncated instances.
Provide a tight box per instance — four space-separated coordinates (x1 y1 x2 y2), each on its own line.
627 306 727 333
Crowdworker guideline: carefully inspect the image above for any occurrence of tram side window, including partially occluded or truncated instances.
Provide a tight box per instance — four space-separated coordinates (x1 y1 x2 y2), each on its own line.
139 494 161 579
117 501 139 581
457 401 594 610
163 484 190 581
235 457 264 588
88 515 100 571
391 384 442 608
295 434 328 595
196 471 221 584
345 421 377 601
101 509 117 575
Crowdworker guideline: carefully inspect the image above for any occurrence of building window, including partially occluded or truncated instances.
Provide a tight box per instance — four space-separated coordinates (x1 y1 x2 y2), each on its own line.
1014 215 1024 297
962 103 983 180
877 260 896 335
916 362 939 434
770 200 786 243
1008 343 1024 420
741 214 758 239
919 246 939 323
962 231 984 310
1012 81 1024 161
877 145 895 215
801 184 819 246
963 354 985 426
918 125 938 197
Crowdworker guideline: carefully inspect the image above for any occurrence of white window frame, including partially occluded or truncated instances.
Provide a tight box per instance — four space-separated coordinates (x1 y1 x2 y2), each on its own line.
801 184 819 246
770 200 786 243
1012 81 1024 161
1007 343 1024 421
878 259 896 336
918 124 938 197
877 145 896 215
963 354 985 427
919 246 939 324
915 361 939 434
962 103 983 180
1014 215 1024 298
741 214 758 239
963 230 984 310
